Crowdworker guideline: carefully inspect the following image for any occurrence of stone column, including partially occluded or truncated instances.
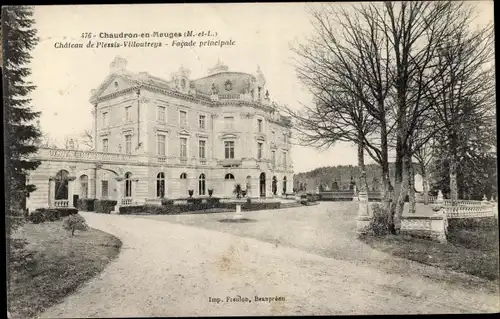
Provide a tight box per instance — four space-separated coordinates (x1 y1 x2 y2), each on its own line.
133 178 139 204
48 177 55 208
114 177 123 213
67 176 76 208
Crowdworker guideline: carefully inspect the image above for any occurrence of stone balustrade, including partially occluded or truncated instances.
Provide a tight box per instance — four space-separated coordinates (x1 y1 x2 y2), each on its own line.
54 200 69 208
35 147 146 164
444 204 496 219
121 197 133 206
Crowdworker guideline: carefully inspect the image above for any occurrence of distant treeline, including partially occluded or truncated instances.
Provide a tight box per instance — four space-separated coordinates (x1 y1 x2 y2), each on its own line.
293 163 421 192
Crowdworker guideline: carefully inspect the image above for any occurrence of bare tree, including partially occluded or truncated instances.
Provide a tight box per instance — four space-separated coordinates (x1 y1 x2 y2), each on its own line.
80 129 94 150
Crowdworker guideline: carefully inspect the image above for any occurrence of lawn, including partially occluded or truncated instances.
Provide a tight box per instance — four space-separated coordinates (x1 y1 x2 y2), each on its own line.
7 220 122 319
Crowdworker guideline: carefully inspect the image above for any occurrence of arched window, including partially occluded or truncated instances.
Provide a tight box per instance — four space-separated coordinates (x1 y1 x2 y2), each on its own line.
157 172 165 198
283 176 287 194
125 172 133 197
80 175 89 198
225 173 235 180
180 172 187 179
55 170 69 200
246 175 252 190
199 173 206 195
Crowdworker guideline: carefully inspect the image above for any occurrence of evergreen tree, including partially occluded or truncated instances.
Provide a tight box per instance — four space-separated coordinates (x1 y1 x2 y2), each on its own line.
3 6 41 232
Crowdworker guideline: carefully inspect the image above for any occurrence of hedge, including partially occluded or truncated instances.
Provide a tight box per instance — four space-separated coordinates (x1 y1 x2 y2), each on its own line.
118 199 281 215
95 200 117 214
27 208 78 224
447 217 498 230
76 198 97 211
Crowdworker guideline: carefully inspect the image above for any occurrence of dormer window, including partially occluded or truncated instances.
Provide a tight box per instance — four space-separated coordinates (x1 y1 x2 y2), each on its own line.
181 78 186 89
114 81 119 89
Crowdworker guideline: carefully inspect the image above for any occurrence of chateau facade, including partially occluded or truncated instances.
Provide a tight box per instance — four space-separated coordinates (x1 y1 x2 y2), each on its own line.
26 56 294 211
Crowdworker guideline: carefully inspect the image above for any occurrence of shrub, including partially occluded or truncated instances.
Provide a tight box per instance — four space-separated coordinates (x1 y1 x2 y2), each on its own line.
161 198 174 206
119 205 145 215
8 238 36 272
368 204 389 236
55 208 78 217
27 210 46 224
95 200 117 214
448 217 498 230
76 198 97 211
62 214 89 236
188 190 194 198
208 189 213 197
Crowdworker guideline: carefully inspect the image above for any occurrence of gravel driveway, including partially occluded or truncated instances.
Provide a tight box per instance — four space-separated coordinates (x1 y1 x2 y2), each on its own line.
39 211 499 317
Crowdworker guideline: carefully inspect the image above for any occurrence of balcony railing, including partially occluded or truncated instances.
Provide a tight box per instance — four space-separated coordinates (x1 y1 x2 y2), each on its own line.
218 93 241 100
157 156 167 164
54 200 69 208
121 197 133 206
34 147 145 163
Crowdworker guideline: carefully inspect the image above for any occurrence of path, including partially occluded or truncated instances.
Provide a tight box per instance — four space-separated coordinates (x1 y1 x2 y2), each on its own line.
40 212 499 317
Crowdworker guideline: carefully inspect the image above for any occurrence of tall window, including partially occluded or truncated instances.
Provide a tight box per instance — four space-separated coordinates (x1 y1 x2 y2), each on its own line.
272 150 276 167
224 141 235 159
224 116 234 130
125 106 131 122
102 138 108 152
180 137 187 158
101 180 109 198
283 133 287 144
199 114 206 129
257 142 263 160
157 134 166 156
125 135 132 154
158 106 166 123
199 140 206 159
198 174 206 195
55 170 69 200
283 176 287 194
102 112 108 127
180 172 187 179
125 172 132 197
156 172 165 198
80 175 88 198
257 119 263 133
282 151 287 168
179 110 187 126
272 131 275 141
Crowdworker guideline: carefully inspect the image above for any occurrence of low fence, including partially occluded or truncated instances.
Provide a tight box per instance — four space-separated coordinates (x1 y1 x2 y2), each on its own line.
318 191 383 201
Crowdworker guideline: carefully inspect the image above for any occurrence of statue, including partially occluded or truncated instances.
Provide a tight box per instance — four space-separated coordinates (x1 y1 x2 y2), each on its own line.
437 190 444 203
211 83 219 95
265 90 270 100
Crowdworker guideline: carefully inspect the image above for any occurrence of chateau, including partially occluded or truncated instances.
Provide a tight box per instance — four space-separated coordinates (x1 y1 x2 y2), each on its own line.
26 56 294 211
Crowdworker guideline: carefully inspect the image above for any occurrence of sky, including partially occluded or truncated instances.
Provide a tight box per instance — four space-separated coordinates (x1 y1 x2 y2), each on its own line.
28 2 494 174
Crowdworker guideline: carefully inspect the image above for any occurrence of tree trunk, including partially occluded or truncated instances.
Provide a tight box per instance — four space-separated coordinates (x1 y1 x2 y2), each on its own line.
393 153 411 231
409 162 416 214
71 229 75 236
423 171 429 205
380 126 392 216
449 133 458 206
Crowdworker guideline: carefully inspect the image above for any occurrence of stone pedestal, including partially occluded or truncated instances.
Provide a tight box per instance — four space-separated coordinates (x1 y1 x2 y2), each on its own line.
233 204 243 220
356 191 371 235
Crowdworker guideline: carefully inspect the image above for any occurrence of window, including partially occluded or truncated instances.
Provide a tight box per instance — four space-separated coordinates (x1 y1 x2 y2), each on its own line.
257 119 263 133
180 172 187 179
283 176 287 194
102 112 108 127
180 137 187 158
224 141 235 159
157 134 166 156
199 140 206 159
55 170 69 200
283 133 287 144
158 106 166 123
282 151 287 168
125 172 132 197
224 116 234 130
272 131 275 141
257 142 263 160
80 175 88 198
156 172 165 198
179 110 187 126
199 114 206 129
199 174 206 195
272 150 276 167
102 138 108 152
101 180 109 198
125 106 131 122
125 135 132 154
225 173 235 180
